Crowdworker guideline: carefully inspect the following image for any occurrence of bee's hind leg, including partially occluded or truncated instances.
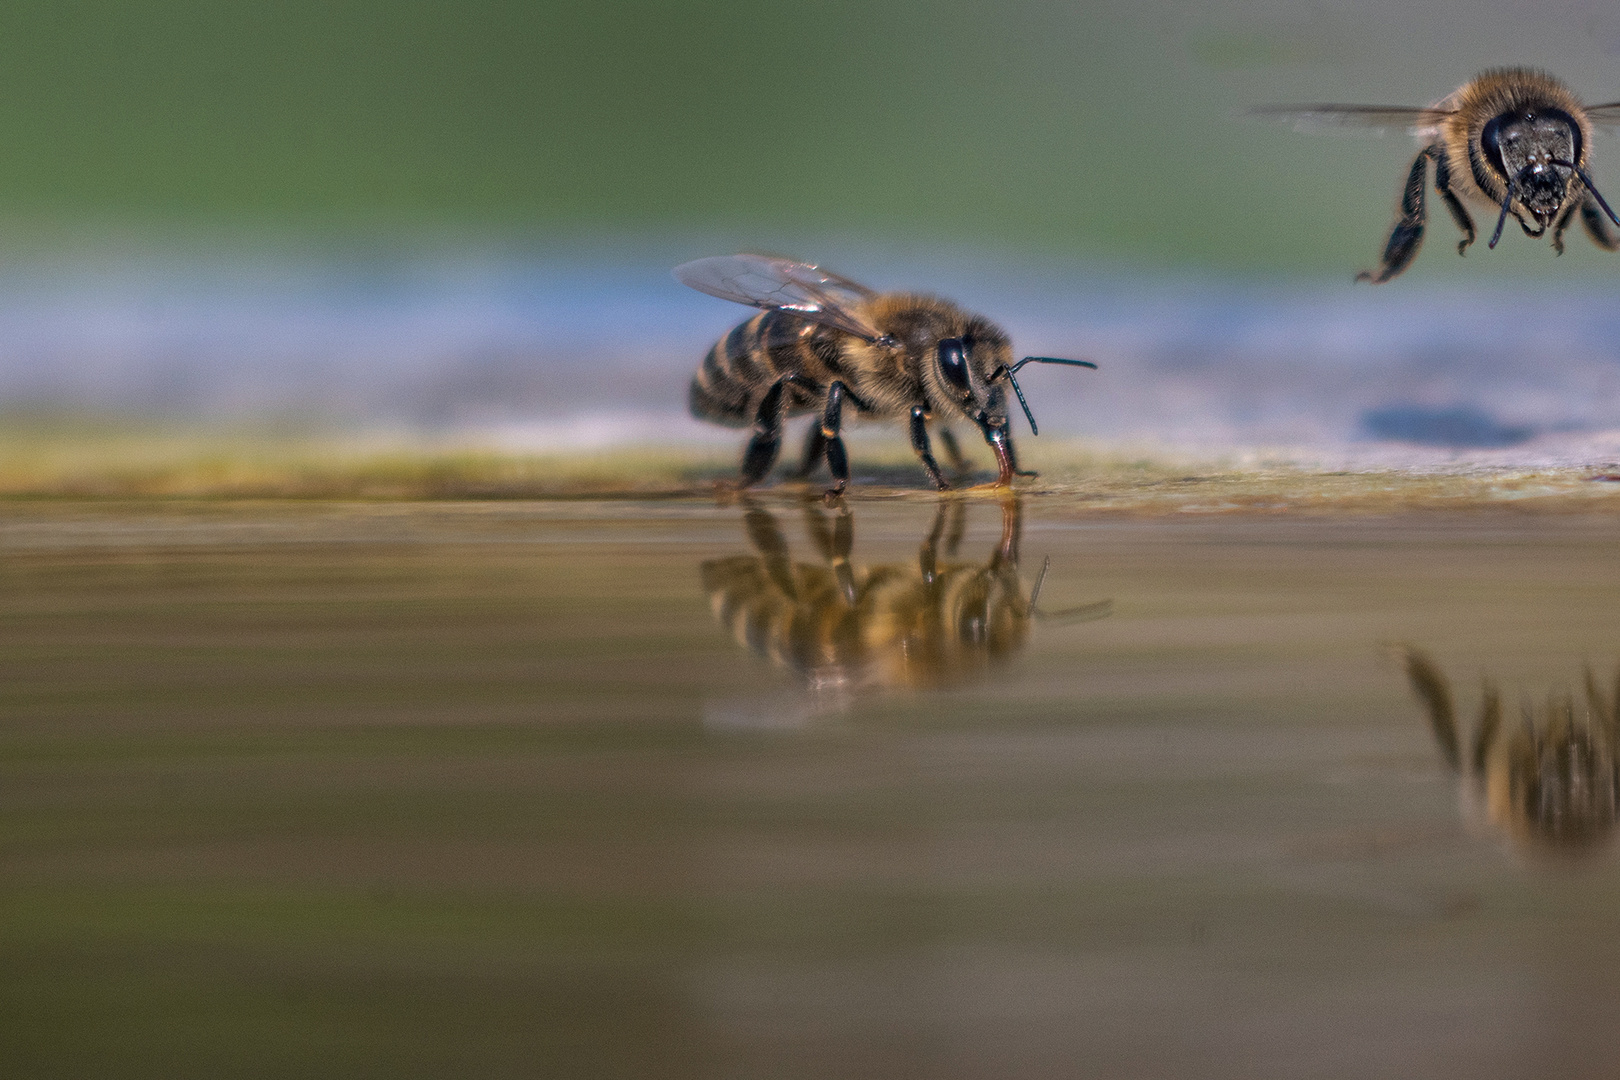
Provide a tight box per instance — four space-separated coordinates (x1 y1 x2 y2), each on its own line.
1581 195 1620 251
1358 147 1433 284
908 407 950 490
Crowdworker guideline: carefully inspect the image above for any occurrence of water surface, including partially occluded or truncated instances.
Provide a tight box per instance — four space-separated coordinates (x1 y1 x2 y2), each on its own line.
5 498 1620 1078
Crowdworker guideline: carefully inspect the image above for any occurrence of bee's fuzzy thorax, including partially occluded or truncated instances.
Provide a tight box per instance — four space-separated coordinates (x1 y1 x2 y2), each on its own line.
841 293 1014 422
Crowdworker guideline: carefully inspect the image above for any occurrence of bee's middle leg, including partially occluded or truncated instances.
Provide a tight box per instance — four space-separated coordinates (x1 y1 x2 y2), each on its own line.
820 381 854 497
1433 151 1476 256
1357 147 1433 284
908 407 950 490
936 427 971 473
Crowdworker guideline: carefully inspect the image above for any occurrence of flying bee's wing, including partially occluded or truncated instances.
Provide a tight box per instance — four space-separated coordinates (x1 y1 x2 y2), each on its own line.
1250 104 1453 136
674 254 886 343
1585 103 1620 132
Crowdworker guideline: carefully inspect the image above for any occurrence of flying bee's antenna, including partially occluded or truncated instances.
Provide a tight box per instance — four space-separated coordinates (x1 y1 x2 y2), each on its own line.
1488 170 1526 249
1552 159 1620 227
989 357 1098 436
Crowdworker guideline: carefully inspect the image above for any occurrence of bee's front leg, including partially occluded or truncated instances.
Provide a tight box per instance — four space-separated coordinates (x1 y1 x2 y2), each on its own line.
1551 200 1578 254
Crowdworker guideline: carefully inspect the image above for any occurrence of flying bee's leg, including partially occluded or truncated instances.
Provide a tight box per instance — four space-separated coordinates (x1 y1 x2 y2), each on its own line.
820 381 853 498
1552 200 1579 255
739 378 790 487
908 406 950 490
1581 195 1620 251
1357 146 1433 284
1432 150 1476 255
794 422 827 478
936 426 971 473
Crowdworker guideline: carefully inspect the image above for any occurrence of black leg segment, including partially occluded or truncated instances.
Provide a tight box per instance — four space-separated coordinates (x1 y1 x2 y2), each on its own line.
1582 195 1620 251
794 422 827 478
909 407 950 490
821 381 852 497
1358 147 1432 283
1432 151 1476 255
1552 200 1578 255
937 427 970 473
739 379 788 487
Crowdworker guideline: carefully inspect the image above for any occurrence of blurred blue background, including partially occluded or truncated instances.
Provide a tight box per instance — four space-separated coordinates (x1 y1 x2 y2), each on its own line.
7 0 1620 456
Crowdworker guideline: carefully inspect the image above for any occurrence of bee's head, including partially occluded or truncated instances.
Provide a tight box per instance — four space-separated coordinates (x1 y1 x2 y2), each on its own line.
933 331 1011 428
1483 108 1581 226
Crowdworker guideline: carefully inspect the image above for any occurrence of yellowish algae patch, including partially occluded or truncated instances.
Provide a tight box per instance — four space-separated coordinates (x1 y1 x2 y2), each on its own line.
2 421 1619 512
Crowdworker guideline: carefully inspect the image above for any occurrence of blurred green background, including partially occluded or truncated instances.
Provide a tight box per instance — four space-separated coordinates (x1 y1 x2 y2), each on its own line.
3 0 1620 276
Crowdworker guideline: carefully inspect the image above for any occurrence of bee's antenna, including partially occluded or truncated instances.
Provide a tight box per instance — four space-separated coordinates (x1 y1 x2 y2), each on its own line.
1553 159 1620 227
1488 198 1512 249
990 357 1098 437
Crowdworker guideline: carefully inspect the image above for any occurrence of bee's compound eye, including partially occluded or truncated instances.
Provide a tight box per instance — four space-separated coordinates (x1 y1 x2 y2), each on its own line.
937 338 971 393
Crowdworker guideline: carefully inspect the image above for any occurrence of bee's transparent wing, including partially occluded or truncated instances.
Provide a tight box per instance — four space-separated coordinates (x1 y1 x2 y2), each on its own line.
1586 103 1620 132
674 254 885 342
1250 104 1452 136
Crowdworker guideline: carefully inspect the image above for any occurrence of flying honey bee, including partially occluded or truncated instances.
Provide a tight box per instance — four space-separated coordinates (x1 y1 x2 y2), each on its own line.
676 254 1097 493
1398 646 1620 858
1260 68 1620 282
701 497 1110 694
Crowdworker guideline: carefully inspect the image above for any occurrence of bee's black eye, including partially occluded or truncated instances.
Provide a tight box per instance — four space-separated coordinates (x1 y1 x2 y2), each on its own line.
937 338 971 393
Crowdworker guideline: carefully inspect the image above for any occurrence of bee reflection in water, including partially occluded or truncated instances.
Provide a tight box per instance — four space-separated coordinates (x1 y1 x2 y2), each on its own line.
702 498 1110 699
1399 646 1620 858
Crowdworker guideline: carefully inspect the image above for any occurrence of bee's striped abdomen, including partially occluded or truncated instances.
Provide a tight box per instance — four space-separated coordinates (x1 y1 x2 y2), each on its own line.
688 310 840 427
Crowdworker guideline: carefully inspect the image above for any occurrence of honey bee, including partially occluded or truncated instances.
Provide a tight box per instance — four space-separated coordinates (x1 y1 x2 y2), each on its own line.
1260 68 1620 282
1398 646 1620 857
701 497 1109 694
676 254 1096 493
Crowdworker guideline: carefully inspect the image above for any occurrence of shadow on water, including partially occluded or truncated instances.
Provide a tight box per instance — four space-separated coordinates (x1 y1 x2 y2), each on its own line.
1399 646 1620 861
699 497 1110 725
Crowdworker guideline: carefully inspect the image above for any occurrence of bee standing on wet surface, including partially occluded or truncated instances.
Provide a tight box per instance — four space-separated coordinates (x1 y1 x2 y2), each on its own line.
1259 68 1620 282
1399 646 1620 858
676 254 1096 494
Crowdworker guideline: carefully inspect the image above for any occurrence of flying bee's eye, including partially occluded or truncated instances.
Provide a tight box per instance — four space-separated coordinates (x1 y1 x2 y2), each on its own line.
937 338 971 394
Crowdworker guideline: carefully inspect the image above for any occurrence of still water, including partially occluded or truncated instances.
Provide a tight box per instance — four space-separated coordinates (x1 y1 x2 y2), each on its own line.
5 498 1620 1078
